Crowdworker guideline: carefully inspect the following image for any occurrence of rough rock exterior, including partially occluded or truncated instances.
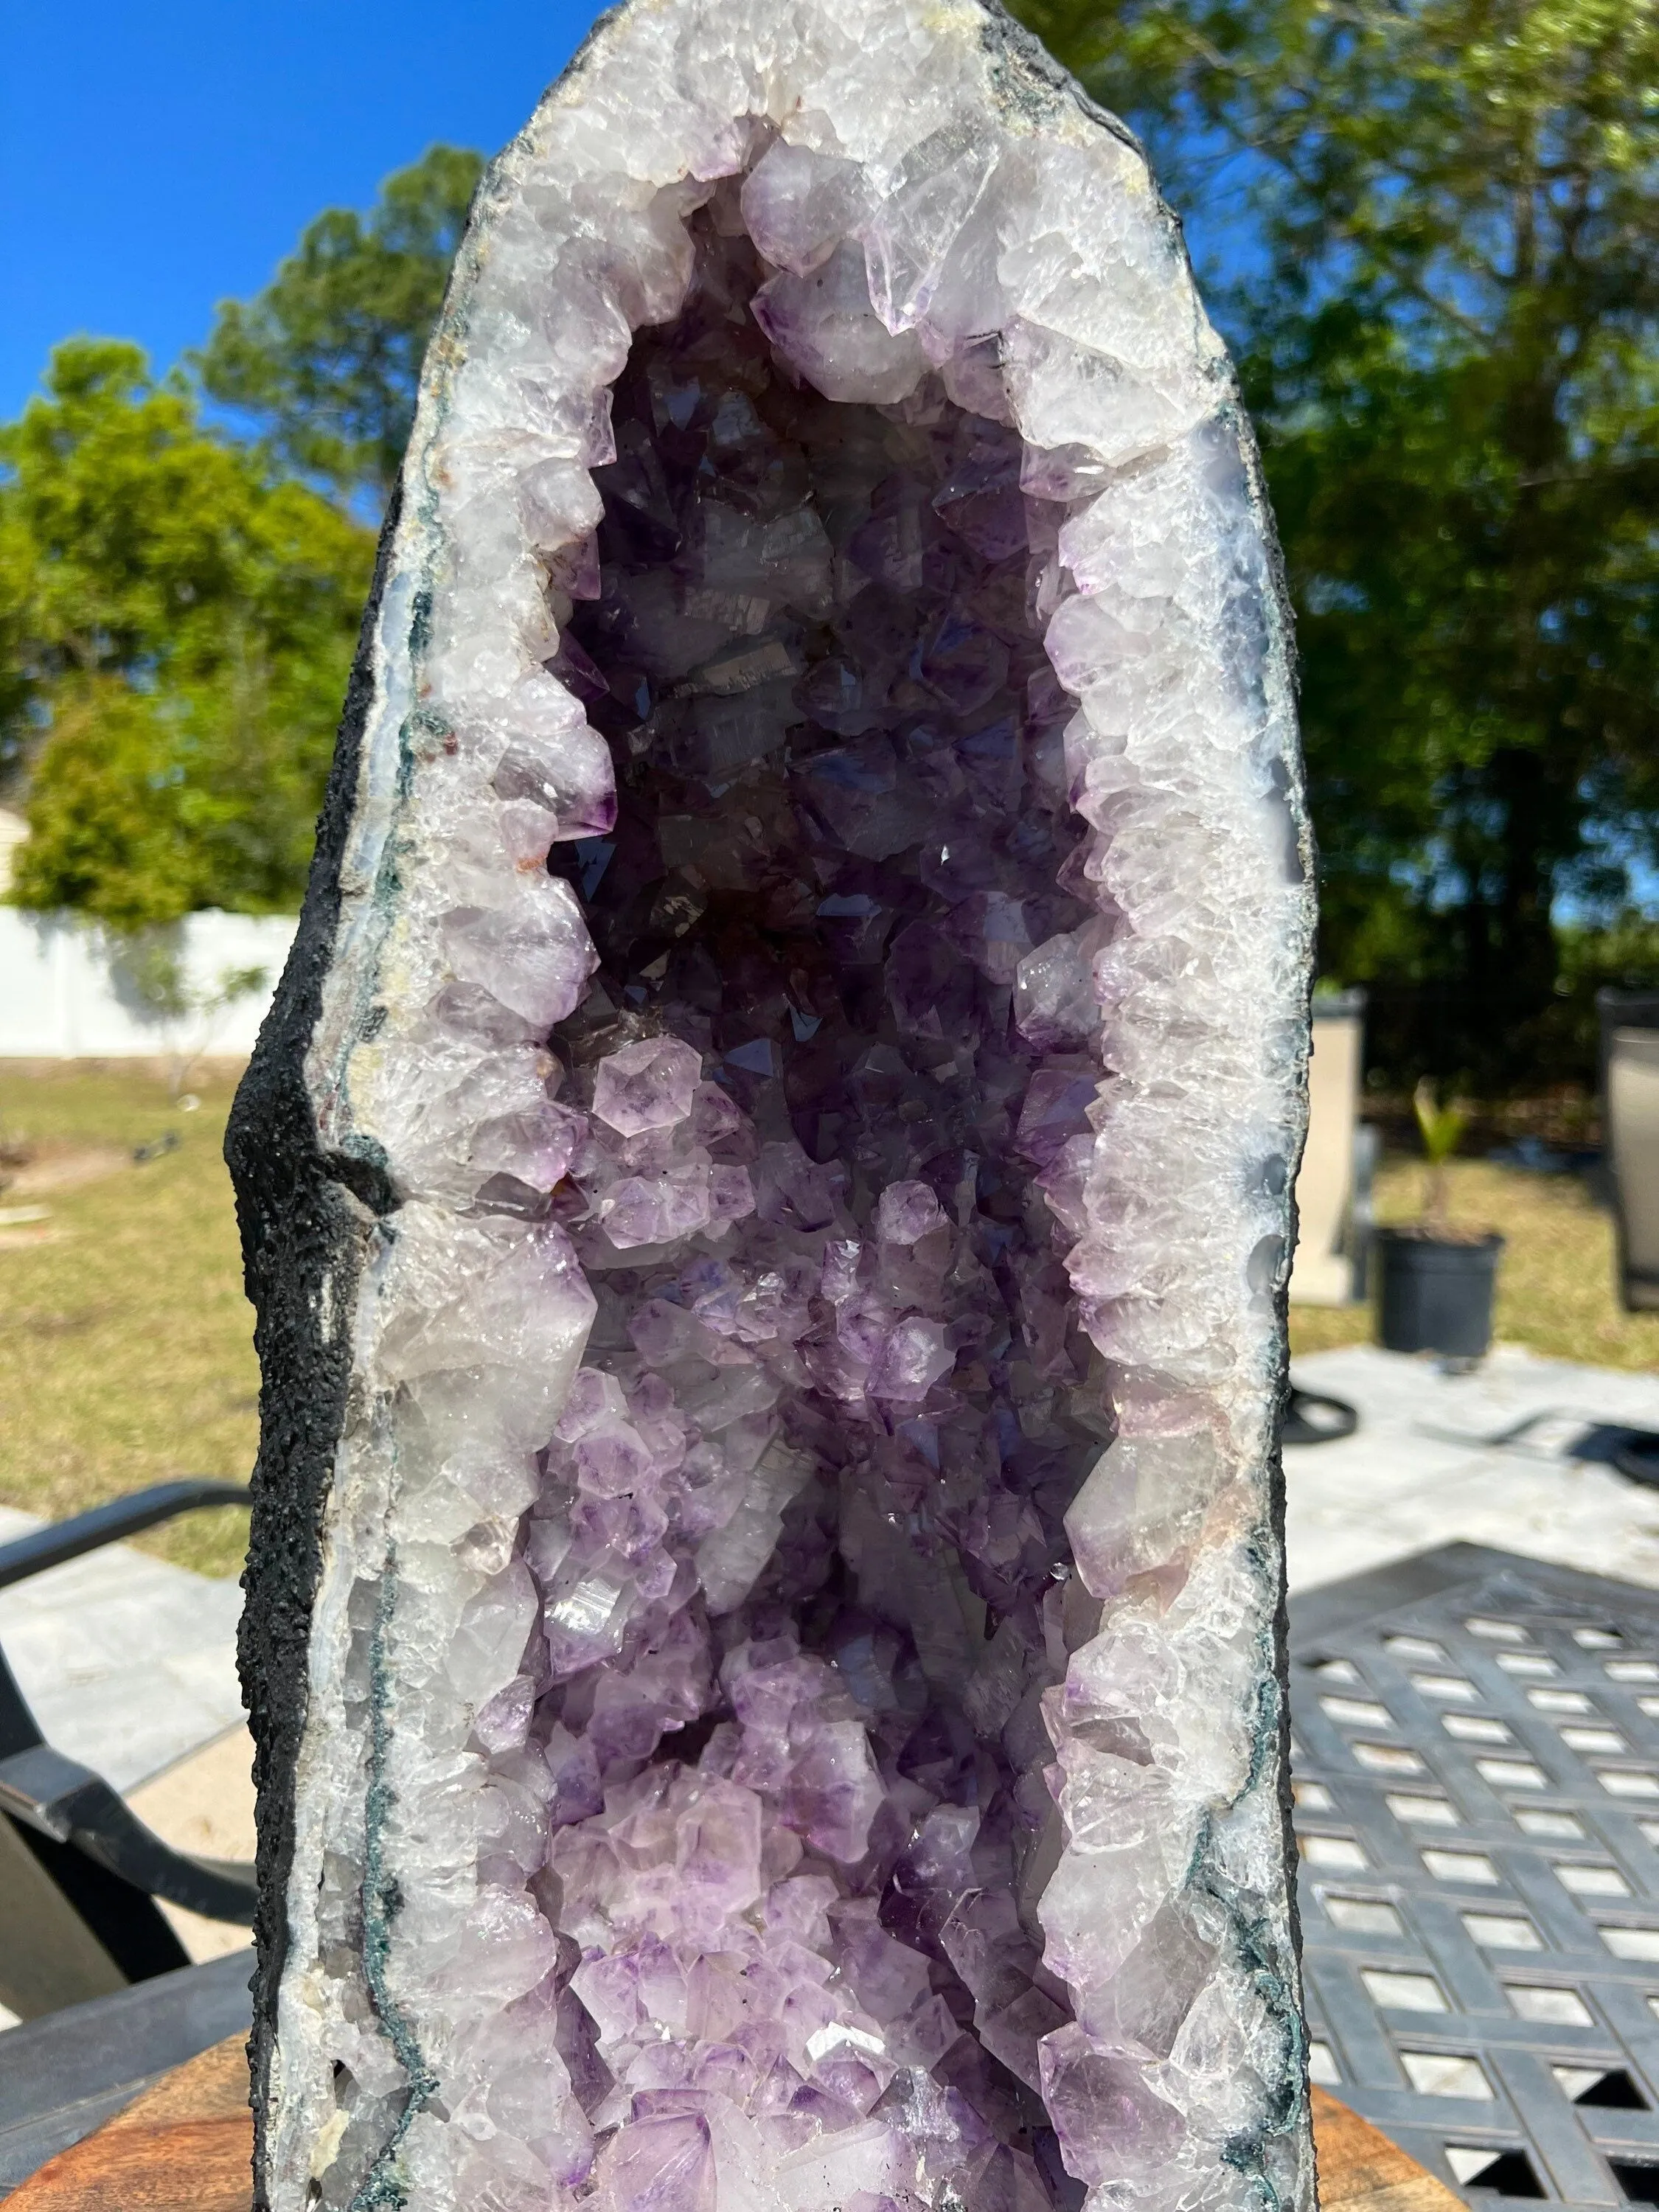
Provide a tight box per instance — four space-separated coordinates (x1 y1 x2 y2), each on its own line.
227 4 1317 2211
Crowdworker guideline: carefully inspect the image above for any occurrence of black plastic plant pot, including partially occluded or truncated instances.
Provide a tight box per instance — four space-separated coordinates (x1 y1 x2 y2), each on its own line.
1376 1228 1505 1361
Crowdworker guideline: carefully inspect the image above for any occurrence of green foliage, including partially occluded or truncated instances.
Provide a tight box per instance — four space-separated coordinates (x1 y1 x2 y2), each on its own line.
1559 909 1659 999
4 144 477 930
1 340 373 928
117 938 270 1096
122 936 201 1022
197 145 484 504
1016 0 1659 1090
1413 1079 1468 1169
1413 1078 1470 1231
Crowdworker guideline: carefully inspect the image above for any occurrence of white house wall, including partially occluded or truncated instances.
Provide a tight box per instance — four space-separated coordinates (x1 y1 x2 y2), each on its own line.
0 908 296 1059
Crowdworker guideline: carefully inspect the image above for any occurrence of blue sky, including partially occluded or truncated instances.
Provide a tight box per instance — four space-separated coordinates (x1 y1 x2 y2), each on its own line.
1 0 602 420
1 4 1257 424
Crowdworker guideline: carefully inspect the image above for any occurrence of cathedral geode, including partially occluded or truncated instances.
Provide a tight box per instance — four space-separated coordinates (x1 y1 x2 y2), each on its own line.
227 3 1318 2208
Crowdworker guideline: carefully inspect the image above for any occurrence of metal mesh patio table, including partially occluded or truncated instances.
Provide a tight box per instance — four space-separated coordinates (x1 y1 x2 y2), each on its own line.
1292 1544 1659 2209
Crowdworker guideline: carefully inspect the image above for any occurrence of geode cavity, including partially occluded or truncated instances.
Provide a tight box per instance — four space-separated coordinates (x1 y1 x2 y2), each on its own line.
227 6 1318 2210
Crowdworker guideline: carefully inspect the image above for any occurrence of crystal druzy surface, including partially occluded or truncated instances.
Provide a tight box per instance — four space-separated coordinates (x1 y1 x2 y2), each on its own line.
229 7 1316 2212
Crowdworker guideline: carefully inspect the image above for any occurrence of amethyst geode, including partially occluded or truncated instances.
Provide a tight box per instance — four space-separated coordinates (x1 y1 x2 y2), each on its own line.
227 6 1317 2211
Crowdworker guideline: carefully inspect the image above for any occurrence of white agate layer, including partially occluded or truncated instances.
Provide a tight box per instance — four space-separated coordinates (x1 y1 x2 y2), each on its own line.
267 4 1316 2211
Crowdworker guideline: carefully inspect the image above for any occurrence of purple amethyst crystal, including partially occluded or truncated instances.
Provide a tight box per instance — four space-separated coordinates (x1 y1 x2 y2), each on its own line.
228 5 1317 2211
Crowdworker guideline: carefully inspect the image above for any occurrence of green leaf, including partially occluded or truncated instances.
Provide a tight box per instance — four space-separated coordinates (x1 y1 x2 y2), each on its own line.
1 344 374 925
1413 1079 1468 1167
195 145 484 506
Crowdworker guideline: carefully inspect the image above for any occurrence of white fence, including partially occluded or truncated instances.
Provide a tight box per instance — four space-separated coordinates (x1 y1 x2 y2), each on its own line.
0 908 296 1059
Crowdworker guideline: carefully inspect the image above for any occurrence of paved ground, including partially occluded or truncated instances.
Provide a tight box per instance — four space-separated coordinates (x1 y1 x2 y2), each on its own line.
0 1506 244 1795
0 1509 253 1994
1287 1343 1659 1595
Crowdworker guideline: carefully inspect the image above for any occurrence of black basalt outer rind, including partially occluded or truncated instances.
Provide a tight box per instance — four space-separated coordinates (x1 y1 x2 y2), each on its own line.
225 484 404 2207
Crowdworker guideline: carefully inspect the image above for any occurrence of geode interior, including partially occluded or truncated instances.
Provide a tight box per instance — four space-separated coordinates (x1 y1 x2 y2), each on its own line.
228 9 1316 2212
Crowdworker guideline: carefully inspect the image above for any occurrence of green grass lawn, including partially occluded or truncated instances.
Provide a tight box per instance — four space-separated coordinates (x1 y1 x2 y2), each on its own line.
1290 1152 1659 1371
0 1063 257 1579
0 1065 1652 1585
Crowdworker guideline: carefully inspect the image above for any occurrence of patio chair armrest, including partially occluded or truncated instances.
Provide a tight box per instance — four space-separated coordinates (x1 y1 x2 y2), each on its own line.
0 1745 257 1924
0 1481 251 1593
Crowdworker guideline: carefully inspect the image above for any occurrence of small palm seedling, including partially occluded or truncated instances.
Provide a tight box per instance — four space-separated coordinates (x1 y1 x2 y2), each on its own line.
1413 1078 1467 1237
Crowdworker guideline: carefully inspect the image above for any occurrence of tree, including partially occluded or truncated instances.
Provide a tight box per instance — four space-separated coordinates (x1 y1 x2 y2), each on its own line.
197 144 484 507
1015 0 1659 1087
119 934 272 1099
1 339 373 928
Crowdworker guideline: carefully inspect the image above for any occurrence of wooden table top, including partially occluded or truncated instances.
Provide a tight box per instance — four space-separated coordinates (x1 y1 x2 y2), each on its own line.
8 2037 251 2212
6 2041 1466 2212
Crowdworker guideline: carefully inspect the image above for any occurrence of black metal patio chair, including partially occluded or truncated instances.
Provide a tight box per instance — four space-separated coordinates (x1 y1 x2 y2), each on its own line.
0 1481 257 2023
